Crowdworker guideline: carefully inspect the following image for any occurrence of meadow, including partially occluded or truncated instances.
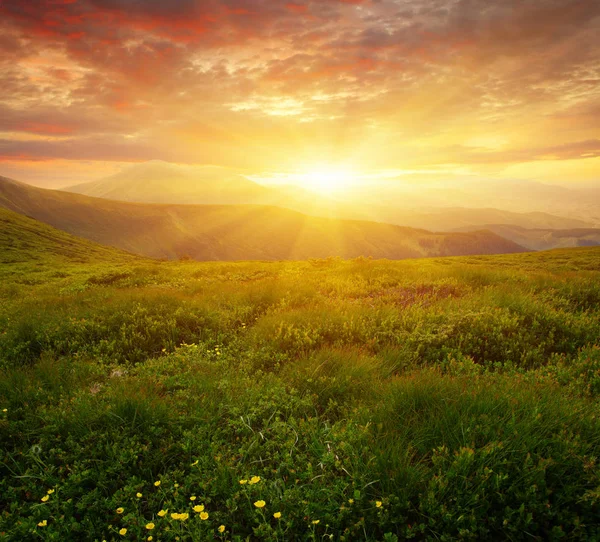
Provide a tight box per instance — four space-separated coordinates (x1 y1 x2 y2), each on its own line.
1 247 600 541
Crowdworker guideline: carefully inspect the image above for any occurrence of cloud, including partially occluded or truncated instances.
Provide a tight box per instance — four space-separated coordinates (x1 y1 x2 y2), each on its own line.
454 140 600 164
0 0 598 178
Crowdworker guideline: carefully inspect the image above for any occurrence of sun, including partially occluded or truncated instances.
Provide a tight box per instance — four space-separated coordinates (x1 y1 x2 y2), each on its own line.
298 168 356 195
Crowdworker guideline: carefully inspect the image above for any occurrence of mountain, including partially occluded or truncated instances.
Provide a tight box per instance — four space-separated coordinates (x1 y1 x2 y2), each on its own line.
65 162 347 219
66 161 275 204
0 206 137 265
455 224 600 251
63 162 599 230
343 177 600 225
0 176 527 261
376 207 595 232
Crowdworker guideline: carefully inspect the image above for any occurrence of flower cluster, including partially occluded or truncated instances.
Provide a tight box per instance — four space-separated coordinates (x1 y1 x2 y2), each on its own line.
38 475 341 538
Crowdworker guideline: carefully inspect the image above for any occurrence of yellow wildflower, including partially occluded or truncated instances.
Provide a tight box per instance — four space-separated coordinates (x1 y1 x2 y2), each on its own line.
376 501 383 508
119 528 127 536
200 511 209 520
179 513 189 521
2 408 7 413
116 507 125 514
218 525 225 533
154 481 161 487
312 520 320 525
190 496 197 501
249 476 261 485
239 479 248 485
274 512 282 519
157 509 167 517
254 500 266 508
146 523 155 530
136 493 142 498
41 495 49 502
47 489 55 494
38 520 48 527
348 499 354 504
193 505 205 513
148 538 153 541
191 460 199 466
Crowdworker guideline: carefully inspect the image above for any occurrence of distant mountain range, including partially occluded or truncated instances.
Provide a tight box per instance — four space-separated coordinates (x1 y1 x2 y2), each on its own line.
64 161 599 229
353 206 595 232
67 162 275 204
454 224 600 251
343 177 600 225
66 162 337 214
0 176 527 261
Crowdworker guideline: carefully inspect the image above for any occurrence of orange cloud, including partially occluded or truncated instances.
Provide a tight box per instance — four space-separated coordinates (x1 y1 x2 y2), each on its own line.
18 123 75 135
0 0 598 183
286 3 308 14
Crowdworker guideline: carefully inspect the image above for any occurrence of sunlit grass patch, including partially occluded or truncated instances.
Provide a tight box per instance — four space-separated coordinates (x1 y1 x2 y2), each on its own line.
2 248 600 539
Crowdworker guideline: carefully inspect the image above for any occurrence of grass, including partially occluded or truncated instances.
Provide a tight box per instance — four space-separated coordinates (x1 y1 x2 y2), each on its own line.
1 247 600 540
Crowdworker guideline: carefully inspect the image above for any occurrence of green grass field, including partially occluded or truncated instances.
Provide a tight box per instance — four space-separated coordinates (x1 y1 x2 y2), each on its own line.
2 241 600 540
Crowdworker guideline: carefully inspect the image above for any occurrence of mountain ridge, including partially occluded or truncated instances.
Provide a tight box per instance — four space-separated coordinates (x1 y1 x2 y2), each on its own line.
0 176 527 261
454 223 600 251
59 163 597 234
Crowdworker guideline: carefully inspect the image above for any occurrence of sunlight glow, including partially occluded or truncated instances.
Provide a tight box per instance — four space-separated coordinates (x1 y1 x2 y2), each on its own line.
297 168 357 195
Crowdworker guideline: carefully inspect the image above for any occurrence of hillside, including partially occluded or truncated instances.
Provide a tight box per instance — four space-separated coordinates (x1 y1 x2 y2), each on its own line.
384 207 594 232
455 224 600 250
0 177 527 260
0 207 138 266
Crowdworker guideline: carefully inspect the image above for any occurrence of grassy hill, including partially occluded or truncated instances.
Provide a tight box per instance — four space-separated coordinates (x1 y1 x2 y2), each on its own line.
0 176 527 260
1 239 600 540
0 207 139 266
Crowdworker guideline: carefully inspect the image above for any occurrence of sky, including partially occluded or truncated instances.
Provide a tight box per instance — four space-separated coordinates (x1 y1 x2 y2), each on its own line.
0 0 599 189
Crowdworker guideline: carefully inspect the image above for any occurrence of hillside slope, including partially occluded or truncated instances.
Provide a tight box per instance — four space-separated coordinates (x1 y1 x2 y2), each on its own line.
0 176 527 260
386 207 594 231
0 207 138 265
455 224 600 251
